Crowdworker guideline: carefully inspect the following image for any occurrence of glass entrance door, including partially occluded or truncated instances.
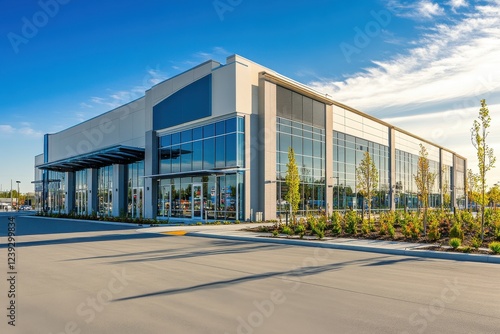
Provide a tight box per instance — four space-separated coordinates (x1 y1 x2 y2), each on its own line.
130 187 143 218
192 183 202 219
159 185 171 218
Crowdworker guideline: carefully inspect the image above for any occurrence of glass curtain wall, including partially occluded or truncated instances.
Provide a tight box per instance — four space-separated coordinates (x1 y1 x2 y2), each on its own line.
128 161 144 218
75 169 88 215
395 149 441 210
157 174 242 220
333 131 390 212
47 171 65 213
157 116 244 221
276 85 326 217
97 166 113 216
159 117 244 174
455 157 466 209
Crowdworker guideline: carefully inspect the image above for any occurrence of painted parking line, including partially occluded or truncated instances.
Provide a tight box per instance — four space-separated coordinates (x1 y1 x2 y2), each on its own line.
162 230 187 236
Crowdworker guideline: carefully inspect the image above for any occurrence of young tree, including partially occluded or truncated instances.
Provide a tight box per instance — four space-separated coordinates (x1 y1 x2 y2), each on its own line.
466 169 480 212
285 147 300 224
414 144 437 235
488 184 500 210
441 167 451 210
356 151 379 220
471 99 496 241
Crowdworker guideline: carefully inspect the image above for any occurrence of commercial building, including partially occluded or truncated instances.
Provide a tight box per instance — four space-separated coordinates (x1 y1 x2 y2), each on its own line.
34 55 467 221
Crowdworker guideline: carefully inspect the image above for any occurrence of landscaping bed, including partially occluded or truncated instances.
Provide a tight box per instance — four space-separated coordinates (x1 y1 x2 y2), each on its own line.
245 209 500 256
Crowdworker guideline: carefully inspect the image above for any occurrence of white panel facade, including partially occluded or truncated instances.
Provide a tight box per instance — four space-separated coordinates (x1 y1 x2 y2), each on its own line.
212 62 237 118
47 97 147 162
333 106 389 146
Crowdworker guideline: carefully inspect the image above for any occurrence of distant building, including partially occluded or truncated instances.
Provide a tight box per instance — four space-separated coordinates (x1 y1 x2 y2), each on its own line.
0 198 15 211
34 55 467 220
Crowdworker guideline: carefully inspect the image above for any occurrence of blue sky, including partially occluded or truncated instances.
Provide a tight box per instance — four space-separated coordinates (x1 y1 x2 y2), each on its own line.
1 0 499 193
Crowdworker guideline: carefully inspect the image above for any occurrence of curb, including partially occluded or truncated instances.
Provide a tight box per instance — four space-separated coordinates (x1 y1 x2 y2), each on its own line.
188 232 500 264
23 215 184 228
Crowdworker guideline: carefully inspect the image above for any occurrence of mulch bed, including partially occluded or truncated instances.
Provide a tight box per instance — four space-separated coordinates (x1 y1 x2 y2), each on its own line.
243 225 499 256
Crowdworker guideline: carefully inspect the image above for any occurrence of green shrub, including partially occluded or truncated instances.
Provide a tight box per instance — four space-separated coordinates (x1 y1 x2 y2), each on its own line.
463 246 472 253
272 229 279 237
344 210 359 235
427 220 441 242
294 223 306 235
492 221 500 241
489 241 500 254
449 238 462 249
387 223 395 239
312 225 325 239
449 223 464 241
316 216 327 233
379 220 388 236
471 237 482 250
361 219 370 235
306 215 317 231
281 225 294 236
330 212 342 235
459 210 475 230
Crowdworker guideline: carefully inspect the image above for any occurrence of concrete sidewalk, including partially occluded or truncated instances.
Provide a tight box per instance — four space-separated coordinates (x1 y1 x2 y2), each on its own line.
140 223 500 264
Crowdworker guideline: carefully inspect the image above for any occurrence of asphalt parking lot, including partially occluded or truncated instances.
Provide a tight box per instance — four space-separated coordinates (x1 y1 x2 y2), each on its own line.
1 213 499 334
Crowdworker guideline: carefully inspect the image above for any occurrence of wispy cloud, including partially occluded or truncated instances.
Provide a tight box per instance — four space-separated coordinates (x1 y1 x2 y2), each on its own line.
0 125 15 134
309 2 500 181
387 0 445 19
77 65 170 121
448 0 468 11
76 47 232 124
0 123 43 138
170 46 231 72
310 3 500 118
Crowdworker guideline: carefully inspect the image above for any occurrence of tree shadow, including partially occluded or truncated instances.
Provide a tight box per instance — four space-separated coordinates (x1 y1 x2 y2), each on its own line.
0 232 167 248
113 256 389 302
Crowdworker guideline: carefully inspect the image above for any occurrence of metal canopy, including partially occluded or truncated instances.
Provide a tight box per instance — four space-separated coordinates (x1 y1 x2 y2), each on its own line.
37 146 145 172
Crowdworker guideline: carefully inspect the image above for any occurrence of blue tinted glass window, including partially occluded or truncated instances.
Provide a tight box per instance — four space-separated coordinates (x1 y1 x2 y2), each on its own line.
193 127 203 140
153 75 212 130
279 133 291 152
237 117 245 132
225 118 237 133
216 121 225 136
215 136 225 168
181 130 192 143
204 124 215 137
192 141 203 170
181 143 192 172
203 139 214 169
313 141 322 158
292 136 302 155
159 148 171 174
160 135 171 147
303 138 313 156
171 133 180 145
171 145 181 173
237 133 245 167
225 134 237 166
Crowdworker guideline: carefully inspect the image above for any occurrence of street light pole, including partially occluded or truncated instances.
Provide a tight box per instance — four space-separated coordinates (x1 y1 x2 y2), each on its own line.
16 181 21 211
